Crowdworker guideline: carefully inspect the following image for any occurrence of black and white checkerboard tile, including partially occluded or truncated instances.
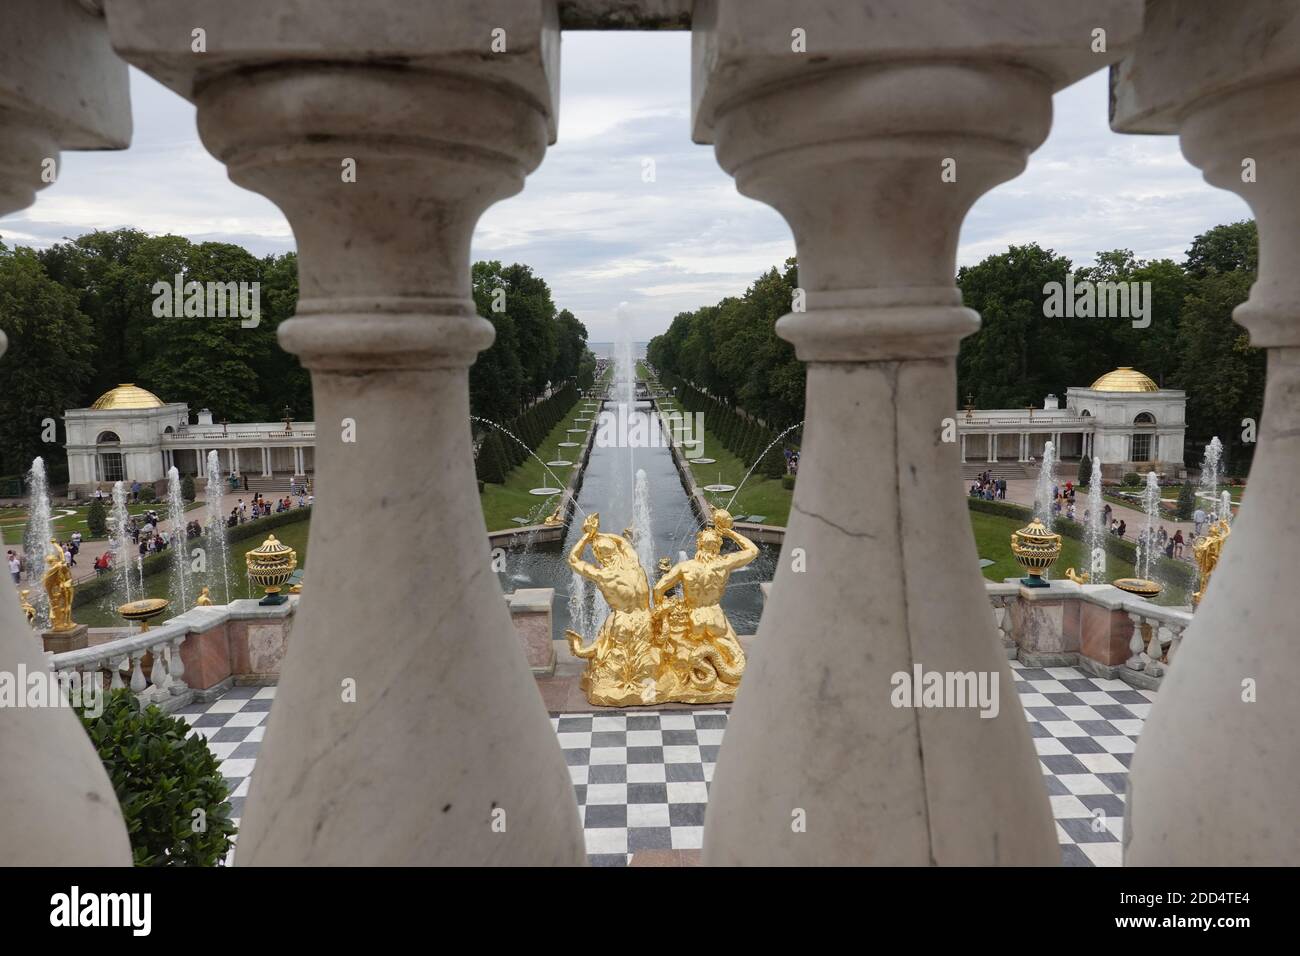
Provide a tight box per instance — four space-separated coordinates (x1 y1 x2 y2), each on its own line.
178 661 1156 866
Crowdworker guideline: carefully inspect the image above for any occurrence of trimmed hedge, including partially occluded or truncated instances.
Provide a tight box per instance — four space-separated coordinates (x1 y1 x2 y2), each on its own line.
73 506 312 608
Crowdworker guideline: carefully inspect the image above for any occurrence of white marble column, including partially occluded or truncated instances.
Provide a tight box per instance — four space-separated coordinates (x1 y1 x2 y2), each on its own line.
106 0 584 865
959 434 967 463
988 433 999 463
0 0 132 866
1112 0 1300 864
261 447 270 477
695 0 1142 865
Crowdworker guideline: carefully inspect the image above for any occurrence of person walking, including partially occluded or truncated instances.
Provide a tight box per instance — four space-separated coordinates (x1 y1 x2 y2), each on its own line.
7 550 20 585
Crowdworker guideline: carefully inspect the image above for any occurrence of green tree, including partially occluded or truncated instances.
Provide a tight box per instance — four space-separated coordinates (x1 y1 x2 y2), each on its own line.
1176 480 1197 521
0 243 96 478
181 474 196 502
86 496 109 537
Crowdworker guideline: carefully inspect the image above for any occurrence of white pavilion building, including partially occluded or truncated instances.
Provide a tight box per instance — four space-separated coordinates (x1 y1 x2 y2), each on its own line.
63 384 315 495
957 367 1187 478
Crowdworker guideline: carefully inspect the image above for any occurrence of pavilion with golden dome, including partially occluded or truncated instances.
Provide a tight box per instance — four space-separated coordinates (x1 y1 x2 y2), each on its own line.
957 367 1187 479
63 384 316 495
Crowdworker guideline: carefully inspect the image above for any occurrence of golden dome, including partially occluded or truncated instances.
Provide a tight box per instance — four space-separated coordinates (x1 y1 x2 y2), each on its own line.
1089 367 1159 392
89 384 165 410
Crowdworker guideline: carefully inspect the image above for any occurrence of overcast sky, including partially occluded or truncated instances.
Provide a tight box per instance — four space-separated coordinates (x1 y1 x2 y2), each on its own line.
0 32 1249 344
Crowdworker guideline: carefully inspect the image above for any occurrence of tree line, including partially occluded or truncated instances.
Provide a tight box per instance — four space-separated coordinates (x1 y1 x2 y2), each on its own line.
0 229 593 481
647 222 1263 474
655 370 793 478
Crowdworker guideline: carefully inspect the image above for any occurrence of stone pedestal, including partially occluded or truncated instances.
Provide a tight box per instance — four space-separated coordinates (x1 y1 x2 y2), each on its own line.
1009 583 1079 666
41 624 89 655
507 589 556 676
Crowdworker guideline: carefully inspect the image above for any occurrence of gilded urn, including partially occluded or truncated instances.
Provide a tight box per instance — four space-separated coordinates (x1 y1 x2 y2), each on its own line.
245 534 298 605
1010 517 1062 588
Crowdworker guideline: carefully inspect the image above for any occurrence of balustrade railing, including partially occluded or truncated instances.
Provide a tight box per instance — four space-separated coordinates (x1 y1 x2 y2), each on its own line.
50 627 189 709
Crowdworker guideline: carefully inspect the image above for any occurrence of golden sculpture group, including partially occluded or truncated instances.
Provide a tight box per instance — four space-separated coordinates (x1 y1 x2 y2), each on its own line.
565 508 756 706
1192 517 1230 607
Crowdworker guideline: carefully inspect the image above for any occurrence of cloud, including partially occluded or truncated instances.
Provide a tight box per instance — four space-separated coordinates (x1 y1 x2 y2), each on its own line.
0 33 1251 345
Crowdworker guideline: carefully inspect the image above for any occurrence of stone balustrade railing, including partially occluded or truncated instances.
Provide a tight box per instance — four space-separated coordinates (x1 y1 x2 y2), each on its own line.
3 0 1296 867
50 625 189 710
49 599 300 712
985 580 1191 689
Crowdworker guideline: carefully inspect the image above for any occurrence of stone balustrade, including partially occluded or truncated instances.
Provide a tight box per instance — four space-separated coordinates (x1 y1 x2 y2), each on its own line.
985 581 1191 689
49 600 300 713
2 0 1296 868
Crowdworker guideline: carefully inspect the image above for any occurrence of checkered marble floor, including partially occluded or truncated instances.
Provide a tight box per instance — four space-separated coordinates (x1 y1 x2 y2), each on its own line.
178 661 1156 866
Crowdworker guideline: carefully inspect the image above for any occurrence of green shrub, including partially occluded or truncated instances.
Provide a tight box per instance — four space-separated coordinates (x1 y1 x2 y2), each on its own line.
1175 480 1197 521
781 473 795 490
760 436 786 479
1077 454 1092 486
180 475 196 502
77 689 236 866
1122 472 1141 487
138 485 159 504
86 496 109 537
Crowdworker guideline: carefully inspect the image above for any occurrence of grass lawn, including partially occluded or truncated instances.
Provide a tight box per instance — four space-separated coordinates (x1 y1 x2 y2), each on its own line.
688 424 793 527
73 516 313 627
968 510 1188 605
478 398 594 532
0 500 205 546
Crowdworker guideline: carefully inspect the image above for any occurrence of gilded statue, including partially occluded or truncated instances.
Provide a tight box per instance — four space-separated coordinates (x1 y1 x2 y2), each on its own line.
566 508 758 707
196 586 213 607
42 539 76 632
1192 518 1231 608
19 589 36 626
564 513 659 706
651 508 756 704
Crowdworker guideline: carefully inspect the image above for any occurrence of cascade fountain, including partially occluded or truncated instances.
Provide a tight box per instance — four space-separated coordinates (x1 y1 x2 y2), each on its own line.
633 468 654 574
110 480 138 607
22 457 54 628
205 451 233 604
1085 456 1106 582
1198 436 1223 515
1033 440 1057 530
1135 471 1162 583
166 466 191 610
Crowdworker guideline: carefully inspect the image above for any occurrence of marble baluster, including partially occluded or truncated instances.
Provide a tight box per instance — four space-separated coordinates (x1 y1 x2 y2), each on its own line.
0 0 132 866
104 0 584 865
1112 0 1300 864
693 0 1143 865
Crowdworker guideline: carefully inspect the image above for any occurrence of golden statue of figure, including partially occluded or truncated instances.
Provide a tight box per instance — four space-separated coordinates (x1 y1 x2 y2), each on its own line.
42 540 76 632
652 509 756 704
19 589 36 627
564 513 660 706
1192 518 1231 608
196 586 213 607
565 508 758 707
